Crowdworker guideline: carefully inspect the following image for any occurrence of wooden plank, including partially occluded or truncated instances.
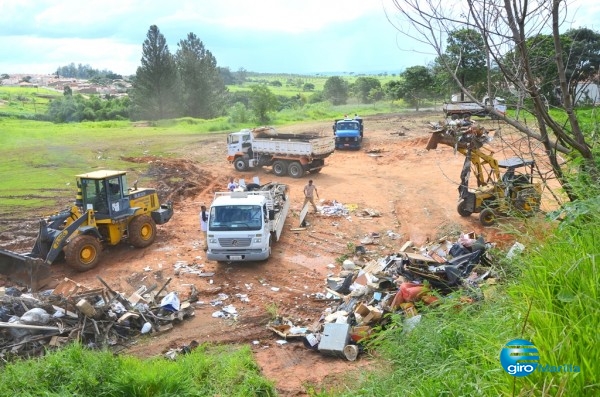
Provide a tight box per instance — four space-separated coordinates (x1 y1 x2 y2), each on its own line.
298 202 309 227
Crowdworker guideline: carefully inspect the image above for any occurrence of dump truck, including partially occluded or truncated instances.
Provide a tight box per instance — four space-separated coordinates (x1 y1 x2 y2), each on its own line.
227 127 335 178
333 116 363 149
443 96 506 120
206 182 289 262
0 170 173 290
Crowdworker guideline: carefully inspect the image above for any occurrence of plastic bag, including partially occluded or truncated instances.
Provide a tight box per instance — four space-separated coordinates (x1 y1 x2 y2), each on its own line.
160 292 180 312
20 308 51 325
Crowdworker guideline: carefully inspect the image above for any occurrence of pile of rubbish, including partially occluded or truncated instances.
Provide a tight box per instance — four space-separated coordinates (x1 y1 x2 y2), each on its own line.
268 232 497 361
0 276 195 360
426 119 494 150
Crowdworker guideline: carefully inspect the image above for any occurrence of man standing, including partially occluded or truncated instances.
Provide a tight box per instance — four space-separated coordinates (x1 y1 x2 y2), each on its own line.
303 179 319 213
227 177 238 191
199 205 208 250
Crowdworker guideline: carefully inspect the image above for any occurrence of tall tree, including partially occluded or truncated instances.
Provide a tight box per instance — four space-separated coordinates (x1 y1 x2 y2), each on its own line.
442 28 487 100
175 32 226 119
323 76 349 105
131 25 178 120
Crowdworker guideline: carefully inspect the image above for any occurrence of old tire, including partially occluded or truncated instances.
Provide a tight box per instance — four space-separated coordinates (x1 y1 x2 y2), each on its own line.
457 199 472 217
234 157 248 172
272 160 287 176
479 208 496 226
65 235 102 272
128 214 157 248
288 161 304 178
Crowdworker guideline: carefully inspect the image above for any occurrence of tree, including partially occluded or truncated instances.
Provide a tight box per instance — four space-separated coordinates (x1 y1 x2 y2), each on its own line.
391 0 600 201
399 66 434 110
249 85 278 124
63 86 72 96
384 80 403 102
441 28 487 101
564 28 600 104
175 32 226 119
303 83 315 91
130 25 178 120
353 77 382 103
323 76 349 105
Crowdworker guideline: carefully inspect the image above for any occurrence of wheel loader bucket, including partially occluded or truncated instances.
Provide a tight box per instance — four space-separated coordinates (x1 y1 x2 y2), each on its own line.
0 248 52 291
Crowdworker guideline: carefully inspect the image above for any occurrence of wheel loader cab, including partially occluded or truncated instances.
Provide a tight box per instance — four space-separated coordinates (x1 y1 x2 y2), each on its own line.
77 170 132 219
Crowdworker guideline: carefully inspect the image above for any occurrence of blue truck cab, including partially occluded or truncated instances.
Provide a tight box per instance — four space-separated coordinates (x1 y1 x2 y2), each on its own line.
333 116 363 150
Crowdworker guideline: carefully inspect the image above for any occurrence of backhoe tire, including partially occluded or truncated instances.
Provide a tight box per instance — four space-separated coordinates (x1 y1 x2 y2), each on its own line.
288 161 304 178
234 157 248 172
129 214 157 248
457 199 473 217
65 235 102 272
479 208 496 226
272 160 287 176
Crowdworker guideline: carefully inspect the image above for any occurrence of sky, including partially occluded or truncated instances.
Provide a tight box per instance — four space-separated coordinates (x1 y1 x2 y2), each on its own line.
1 0 599 77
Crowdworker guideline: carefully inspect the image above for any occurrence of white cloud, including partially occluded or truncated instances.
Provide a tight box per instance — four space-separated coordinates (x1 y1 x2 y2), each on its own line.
0 0 598 75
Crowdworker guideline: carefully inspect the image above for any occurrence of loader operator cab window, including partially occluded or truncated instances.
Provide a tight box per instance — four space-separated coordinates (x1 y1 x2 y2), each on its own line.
81 175 129 217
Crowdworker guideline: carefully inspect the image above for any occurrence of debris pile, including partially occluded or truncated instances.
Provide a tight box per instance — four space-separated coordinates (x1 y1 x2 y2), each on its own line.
268 232 496 361
0 276 195 360
426 119 494 150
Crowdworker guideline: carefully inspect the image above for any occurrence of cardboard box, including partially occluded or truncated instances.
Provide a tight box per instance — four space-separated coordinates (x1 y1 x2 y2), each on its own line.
354 303 382 325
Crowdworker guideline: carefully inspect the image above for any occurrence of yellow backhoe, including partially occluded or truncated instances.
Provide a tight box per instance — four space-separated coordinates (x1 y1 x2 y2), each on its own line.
0 170 173 290
427 122 542 226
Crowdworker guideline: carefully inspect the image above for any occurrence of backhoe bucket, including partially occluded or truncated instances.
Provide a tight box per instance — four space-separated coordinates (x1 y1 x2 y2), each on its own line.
0 248 52 291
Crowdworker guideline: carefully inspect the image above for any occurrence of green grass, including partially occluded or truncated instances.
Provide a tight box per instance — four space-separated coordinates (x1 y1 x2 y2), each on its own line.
509 216 600 396
0 343 276 396
0 86 61 117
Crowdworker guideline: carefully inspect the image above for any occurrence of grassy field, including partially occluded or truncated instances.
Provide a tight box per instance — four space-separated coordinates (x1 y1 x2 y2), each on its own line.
0 95 407 217
0 86 61 116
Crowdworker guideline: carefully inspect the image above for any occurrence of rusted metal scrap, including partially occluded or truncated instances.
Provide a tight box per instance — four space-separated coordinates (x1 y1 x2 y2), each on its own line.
0 277 195 361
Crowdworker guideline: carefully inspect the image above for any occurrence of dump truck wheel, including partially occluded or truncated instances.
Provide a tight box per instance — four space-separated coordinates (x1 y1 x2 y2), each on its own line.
65 235 102 272
129 215 157 248
457 199 472 217
234 157 248 172
272 160 287 176
479 208 496 226
288 161 304 178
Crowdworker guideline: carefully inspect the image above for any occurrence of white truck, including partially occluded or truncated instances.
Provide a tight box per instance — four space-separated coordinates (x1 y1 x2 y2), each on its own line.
227 127 335 178
443 96 507 120
206 182 290 262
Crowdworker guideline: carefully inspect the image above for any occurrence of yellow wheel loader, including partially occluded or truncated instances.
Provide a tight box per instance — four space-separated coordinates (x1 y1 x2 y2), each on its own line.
427 123 542 226
0 170 173 290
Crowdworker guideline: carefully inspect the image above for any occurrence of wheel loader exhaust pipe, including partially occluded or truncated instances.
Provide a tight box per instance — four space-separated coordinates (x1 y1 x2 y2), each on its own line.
0 248 52 291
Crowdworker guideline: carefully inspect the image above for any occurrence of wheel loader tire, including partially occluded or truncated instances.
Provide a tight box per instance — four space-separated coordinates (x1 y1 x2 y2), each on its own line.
65 235 102 272
129 214 157 248
288 161 304 178
457 199 473 217
479 208 496 226
272 160 287 176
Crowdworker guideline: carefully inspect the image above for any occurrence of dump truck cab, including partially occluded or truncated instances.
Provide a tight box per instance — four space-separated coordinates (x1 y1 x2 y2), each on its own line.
333 117 363 149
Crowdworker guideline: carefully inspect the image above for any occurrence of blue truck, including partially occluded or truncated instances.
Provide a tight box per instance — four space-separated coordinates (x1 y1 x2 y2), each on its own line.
333 116 363 150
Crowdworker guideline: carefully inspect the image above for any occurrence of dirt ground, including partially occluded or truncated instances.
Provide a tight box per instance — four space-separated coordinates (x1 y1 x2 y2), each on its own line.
1 111 546 396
